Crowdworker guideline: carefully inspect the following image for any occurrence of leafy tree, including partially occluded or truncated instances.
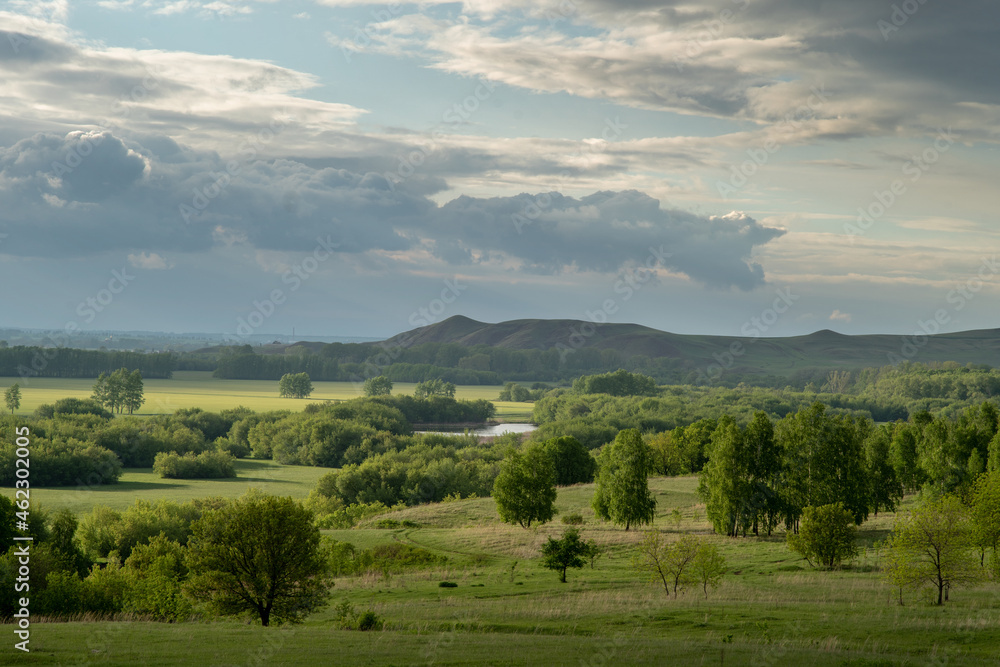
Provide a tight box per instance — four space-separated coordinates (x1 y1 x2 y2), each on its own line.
185 491 332 626
969 470 1000 572
48 509 92 578
92 368 144 414
864 425 903 516
572 369 657 396
414 378 456 398
493 446 557 528
538 436 596 485
592 429 656 530
787 503 858 569
692 541 726 598
699 417 751 537
498 382 531 402
363 375 393 397
123 369 145 415
279 372 314 399
4 383 20 414
633 531 698 598
881 495 978 605
540 528 593 583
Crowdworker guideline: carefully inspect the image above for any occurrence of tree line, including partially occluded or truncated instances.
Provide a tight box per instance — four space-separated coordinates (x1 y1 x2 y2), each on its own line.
0 347 176 379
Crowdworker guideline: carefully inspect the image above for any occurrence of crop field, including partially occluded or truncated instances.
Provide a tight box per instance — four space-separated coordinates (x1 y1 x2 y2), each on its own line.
5 473 1000 666
2 371 534 420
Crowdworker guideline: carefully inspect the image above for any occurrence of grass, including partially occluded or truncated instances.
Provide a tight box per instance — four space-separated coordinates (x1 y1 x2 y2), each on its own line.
0 459 330 515
3 371 535 420
7 473 999 665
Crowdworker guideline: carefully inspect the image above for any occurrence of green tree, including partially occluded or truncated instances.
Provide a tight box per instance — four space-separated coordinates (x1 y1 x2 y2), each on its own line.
4 383 20 414
48 509 91 578
633 531 698 598
185 491 332 626
969 470 1000 572
699 416 750 537
92 368 143 414
363 375 393 397
498 382 531 402
279 372 314 399
692 541 726 598
881 495 978 605
864 425 903 516
592 429 656 530
122 369 145 415
538 436 596 486
540 528 592 583
787 503 859 569
414 378 456 398
493 446 557 528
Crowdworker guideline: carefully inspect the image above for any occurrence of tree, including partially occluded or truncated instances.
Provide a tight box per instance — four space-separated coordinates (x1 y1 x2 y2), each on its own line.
787 503 858 569
592 429 656 530
414 378 455 398
122 369 145 415
185 491 332 626
279 372 314 399
864 425 903 516
970 470 1000 571
540 528 593 583
699 416 751 537
363 376 393 397
881 495 978 605
633 531 698 598
4 383 20 414
498 382 531 402
538 436 596 486
493 446 557 528
692 541 726 598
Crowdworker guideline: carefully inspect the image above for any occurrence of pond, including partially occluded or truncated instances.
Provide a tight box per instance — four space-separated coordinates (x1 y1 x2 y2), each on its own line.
417 423 538 437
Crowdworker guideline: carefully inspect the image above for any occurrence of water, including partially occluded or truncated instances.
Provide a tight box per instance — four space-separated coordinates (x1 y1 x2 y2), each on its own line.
417 423 538 437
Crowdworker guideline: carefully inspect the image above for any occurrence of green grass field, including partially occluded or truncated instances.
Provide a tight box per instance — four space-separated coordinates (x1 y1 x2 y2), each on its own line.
2 371 534 420
4 474 1000 666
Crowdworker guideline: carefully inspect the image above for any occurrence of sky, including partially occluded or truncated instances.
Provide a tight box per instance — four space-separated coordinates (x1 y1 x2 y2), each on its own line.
0 0 998 341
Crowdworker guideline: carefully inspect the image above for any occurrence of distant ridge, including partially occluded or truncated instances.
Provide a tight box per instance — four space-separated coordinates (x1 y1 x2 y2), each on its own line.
379 316 1000 377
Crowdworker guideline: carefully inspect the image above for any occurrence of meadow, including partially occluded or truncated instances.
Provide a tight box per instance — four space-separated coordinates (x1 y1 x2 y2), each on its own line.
5 472 1000 666
3 371 534 420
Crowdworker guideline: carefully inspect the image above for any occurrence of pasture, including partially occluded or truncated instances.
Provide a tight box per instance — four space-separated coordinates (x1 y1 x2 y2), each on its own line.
2 371 534 420
5 473 1000 666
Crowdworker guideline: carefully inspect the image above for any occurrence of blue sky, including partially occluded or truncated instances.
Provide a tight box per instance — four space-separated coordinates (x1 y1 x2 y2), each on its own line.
1 0 998 340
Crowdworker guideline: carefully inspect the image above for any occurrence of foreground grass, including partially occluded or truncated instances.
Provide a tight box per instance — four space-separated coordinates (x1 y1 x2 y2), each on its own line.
5 371 534 420
5 476 999 665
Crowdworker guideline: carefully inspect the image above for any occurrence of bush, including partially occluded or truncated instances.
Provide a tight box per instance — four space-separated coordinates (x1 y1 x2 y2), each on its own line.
787 503 859 569
438 581 458 588
153 451 236 479
561 513 585 525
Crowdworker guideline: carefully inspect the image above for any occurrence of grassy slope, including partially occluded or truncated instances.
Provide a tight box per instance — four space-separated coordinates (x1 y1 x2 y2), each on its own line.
2 371 534 420
5 475 1000 666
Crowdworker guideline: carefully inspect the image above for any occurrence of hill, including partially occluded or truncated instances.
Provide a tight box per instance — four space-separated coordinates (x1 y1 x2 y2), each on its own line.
380 316 1000 378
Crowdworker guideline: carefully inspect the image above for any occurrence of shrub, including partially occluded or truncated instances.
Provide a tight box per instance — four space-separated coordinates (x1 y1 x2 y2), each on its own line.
153 451 236 479
438 581 458 588
788 503 859 569
562 513 585 525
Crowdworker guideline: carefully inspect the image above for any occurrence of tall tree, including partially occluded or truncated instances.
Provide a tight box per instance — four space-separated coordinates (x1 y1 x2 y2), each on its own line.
4 383 20 414
592 429 656 530
970 470 1000 572
122 369 145 415
278 372 313 399
699 416 750 537
744 411 783 536
538 436 596 486
362 375 393 397
185 491 332 626
864 425 903 516
493 446 557 528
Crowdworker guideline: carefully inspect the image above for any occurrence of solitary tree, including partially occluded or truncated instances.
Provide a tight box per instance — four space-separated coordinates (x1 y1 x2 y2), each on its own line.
881 495 978 605
414 378 456 398
4 383 20 414
540 528 593 583
787 503 858 569
493 446 557 528
692 541 727 598
184 490 332 626
122 369 145 415
92 368 144 414
279 372 314 399
363 375 393 397
633 531 699 598
538 436 597 486
593 429 656 530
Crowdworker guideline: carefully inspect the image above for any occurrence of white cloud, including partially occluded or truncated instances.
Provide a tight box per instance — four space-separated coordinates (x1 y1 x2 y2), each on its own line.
128 251 173 269
829 310 852 323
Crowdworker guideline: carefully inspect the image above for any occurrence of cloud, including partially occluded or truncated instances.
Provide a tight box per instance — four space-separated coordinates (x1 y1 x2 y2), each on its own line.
829 310 852 323
0 129 784 289
128 251 173 269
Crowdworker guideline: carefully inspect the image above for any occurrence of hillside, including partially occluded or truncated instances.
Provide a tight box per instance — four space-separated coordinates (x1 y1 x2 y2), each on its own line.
380 316 1000 377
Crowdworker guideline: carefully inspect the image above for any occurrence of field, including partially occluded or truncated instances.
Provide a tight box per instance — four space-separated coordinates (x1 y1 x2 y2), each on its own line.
3 371 534 420
5 472 1000 666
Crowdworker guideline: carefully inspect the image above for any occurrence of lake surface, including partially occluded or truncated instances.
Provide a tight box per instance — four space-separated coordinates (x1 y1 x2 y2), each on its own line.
418 423 538 437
